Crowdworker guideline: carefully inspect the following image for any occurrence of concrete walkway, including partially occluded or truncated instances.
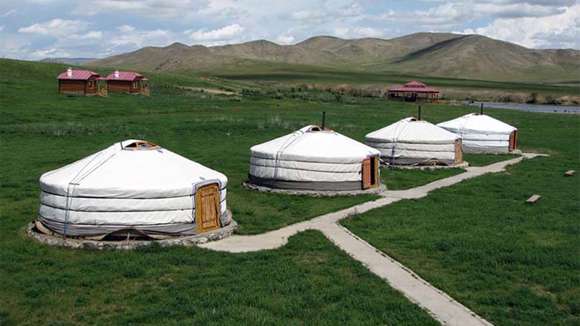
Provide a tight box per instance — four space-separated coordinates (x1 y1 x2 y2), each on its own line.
200 153 543 325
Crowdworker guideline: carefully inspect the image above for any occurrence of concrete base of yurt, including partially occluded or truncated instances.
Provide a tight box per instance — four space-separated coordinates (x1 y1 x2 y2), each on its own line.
26 212 237 250
243 181 386 197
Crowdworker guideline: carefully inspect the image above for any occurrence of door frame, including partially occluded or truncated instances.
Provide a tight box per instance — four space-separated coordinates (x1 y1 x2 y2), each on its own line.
194 180 223 233
362 156 380 189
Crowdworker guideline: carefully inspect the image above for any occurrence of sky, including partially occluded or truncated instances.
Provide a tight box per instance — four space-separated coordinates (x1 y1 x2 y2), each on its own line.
0 0 578 60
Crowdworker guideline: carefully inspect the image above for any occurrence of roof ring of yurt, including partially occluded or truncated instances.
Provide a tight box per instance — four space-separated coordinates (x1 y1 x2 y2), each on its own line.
27 139 237 250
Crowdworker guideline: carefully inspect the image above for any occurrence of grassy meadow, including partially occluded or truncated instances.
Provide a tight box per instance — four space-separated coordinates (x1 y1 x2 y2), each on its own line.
1 58 579 325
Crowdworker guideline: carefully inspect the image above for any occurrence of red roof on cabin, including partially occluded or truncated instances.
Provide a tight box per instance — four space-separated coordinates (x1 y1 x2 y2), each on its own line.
105 71 144 81
388 80 439 93
57 69 99 80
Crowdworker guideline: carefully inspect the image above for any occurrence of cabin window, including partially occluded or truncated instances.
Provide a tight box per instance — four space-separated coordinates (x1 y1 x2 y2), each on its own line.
133 81 138 88
88 81 94 87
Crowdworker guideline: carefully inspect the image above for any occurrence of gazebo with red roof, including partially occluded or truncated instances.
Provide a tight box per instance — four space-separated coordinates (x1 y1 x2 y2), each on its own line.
57 68 106 96
106 70 149 95
387 80 439 102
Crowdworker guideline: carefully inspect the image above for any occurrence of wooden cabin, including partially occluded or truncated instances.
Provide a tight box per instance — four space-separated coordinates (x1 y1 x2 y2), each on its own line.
57 68 107 96
387 81 439 102
106 71 149 95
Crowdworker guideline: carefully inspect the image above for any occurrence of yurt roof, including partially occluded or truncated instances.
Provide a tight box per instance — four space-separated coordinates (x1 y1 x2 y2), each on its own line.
251 125 380 164
437 113 517 134
365 117 459 144
40 139 227 198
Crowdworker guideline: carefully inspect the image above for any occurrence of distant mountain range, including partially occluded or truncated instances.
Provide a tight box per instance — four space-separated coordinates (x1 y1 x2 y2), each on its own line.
41 57 97 65
88 33 580 82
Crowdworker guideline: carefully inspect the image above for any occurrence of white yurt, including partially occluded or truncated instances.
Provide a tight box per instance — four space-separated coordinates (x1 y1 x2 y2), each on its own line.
248 125 381 192
365 117 463 166
437 113 518 153
36 140 231 240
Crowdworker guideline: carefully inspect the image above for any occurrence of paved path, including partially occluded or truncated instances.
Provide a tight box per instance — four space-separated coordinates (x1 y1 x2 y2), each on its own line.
200 153 543 325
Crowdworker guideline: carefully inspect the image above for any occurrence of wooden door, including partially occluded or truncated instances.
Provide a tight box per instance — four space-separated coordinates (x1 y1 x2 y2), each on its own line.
454 139 463 164
362 158 372 189
362 156 380 189
195 183 221 233
509 131 518 151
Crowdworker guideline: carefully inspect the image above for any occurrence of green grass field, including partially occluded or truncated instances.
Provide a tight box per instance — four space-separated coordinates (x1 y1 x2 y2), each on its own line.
1 58 579 325
343 124 580 324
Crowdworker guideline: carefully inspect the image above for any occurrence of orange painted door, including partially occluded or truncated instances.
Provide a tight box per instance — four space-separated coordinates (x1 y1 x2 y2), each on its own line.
195 183 221 233
362 158 372 189
509 131 517 151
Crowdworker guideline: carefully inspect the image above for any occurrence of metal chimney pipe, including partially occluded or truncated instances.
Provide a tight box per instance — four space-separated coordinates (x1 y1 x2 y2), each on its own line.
418 105 422 120
321 111 326 129
480 103 484 115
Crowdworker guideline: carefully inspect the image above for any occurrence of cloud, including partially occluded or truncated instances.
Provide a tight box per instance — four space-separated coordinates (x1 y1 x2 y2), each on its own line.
473 2 567 18
74 0 205 19
117 25 136 33
275 34 296 44
187 24 244 43
463 4 580 48
1 9 17 17
334 26 385 38
18 19 88 37
108 29 176 50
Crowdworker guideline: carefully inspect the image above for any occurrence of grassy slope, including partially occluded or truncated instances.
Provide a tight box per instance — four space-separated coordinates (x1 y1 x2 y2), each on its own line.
212 66 580 96
0 230 437 325
343 111 580 324
0 60 440 325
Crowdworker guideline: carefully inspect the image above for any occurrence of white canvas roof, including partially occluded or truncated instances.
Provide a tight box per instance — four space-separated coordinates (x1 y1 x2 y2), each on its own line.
41 139 227 198
437 113 516 135
251 125 380 164
365 117 459 144
248 126 381 190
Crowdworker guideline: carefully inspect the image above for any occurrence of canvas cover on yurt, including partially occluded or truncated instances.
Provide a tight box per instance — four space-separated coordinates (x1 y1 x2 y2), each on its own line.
37 140 231 239
248 125 381 191
365 117 463 166
437 113 518 153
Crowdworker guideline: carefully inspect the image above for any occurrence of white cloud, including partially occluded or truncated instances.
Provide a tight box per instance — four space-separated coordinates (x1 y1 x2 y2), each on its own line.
334 26 384 38
463 4 580 48
0 26 4 32
117 25 136 33
380 3 468 28
109 29 175 48
74 0 205 19
275 34 296 44
474 2 566 18
187 24 244 43
18 19 88 37
1 9 17 17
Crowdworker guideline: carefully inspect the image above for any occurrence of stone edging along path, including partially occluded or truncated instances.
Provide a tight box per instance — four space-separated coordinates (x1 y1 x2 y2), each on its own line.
201 153 545 326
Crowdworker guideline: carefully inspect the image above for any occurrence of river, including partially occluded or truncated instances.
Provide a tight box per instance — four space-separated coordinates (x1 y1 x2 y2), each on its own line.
465 101 580 114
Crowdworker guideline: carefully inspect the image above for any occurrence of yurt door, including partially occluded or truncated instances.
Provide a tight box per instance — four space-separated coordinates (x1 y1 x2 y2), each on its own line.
454 139 463 164
362 156 379 189
195 183 221 233
509 131 518 151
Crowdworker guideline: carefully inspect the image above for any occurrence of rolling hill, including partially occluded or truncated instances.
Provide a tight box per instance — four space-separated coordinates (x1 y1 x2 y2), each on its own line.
89 32 580 82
